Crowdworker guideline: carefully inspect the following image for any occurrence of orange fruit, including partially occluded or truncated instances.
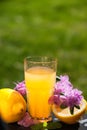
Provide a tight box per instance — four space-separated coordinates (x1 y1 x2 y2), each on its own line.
0 88 26 123
86 100 87 111
52 98 87 124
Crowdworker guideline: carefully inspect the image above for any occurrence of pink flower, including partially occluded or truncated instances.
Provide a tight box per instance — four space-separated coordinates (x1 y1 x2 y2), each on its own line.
14 81 26 96
18 112 39 127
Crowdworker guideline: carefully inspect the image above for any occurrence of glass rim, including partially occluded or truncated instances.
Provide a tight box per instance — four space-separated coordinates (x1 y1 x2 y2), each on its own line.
24 56 57 63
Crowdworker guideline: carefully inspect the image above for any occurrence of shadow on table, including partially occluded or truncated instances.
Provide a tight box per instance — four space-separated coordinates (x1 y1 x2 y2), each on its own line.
59 122 80 130
1 115 87 130
0 119 7 130
4 121 80 130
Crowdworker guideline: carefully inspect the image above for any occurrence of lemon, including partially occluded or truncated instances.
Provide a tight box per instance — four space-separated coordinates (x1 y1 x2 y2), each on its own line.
52 98 87 124
0 88 26 123
86 102 87 111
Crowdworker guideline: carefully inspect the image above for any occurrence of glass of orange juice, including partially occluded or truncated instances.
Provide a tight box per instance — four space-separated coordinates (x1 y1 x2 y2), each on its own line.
24 56 57 122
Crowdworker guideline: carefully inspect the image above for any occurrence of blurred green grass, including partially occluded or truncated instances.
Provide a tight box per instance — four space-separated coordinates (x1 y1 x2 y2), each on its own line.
0 0 87 98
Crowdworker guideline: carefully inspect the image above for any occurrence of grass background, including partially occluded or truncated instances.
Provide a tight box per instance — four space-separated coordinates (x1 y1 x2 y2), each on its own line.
0 0 87 99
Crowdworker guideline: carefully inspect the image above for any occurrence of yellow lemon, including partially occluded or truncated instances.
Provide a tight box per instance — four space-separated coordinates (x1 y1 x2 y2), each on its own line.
86 101 87 111
52 98 87 124
0 88 26 123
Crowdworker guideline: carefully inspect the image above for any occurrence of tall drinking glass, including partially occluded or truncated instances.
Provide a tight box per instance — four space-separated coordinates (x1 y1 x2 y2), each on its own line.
24 56 57 122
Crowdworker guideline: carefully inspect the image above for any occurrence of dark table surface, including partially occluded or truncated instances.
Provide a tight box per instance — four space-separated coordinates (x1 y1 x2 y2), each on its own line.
0 114 87 130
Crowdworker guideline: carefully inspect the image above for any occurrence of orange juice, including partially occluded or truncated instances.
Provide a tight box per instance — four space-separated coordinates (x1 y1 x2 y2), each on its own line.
25 66 56 120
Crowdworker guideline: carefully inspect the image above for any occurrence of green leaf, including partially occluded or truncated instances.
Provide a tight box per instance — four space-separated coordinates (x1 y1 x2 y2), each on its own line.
31 123 43 130
43 122 48 127
47 122 62 129
31 121 62 130
60 104 67 109
70 107 74 115
75 105 80 109
60 93 64 95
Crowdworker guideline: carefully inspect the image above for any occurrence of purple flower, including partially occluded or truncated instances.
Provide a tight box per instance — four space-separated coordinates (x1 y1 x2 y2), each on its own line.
55 75 73 95
14 81 26 96
49 75 83 114
65 89 83 108
18 112 39 127
48 95 61 105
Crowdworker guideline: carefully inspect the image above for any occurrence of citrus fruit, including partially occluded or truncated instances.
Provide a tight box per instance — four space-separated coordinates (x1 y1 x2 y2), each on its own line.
52 98 87 124
0 88 26 123
86 101 87 111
